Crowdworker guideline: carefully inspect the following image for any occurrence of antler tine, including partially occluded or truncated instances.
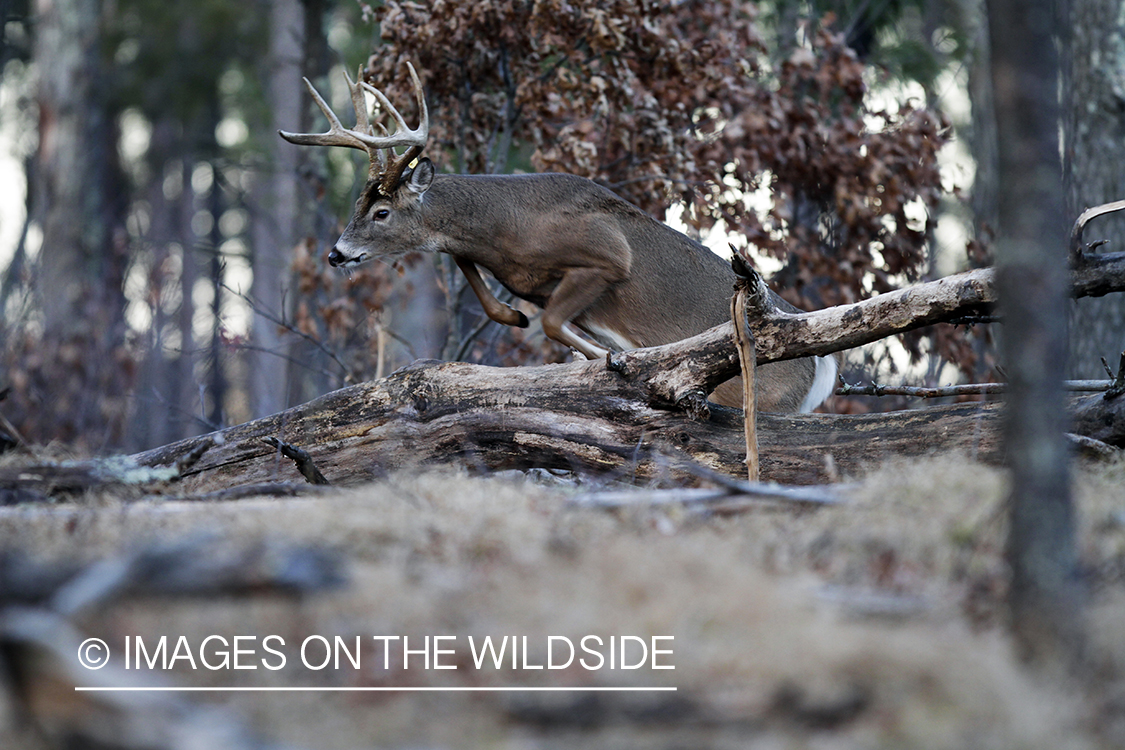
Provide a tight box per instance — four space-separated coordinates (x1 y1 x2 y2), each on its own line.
345 68 372 134
369 62 429 194
279 62 430 194
360 63 429 150
344 68 386 175
278 77 371 153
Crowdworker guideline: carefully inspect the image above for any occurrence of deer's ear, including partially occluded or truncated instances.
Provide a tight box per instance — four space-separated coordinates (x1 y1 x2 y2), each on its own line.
407 158 435 196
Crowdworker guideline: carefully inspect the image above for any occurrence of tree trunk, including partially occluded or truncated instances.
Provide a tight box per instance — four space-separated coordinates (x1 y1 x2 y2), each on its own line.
35 0 128 333
32 0 131 447
249 0 305 418
34 0 105 332
120 355 1125 499
1064 0 1125 379
988 0 1084 666
965 0 1000 243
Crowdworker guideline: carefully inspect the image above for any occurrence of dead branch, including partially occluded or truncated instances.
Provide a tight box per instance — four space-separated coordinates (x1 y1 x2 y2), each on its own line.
605 244 1125 404
567 482 844 511
730 252 761 482
0 456 183 504
1069 199 1125 260
1066 433 1120 460
838 382 1007 399
1102 352 1125 398
1069 355 1125 447
262 436 331 484
836 380 1115 399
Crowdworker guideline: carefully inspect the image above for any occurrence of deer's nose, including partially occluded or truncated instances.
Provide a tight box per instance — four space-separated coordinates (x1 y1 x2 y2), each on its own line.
327 248 344 267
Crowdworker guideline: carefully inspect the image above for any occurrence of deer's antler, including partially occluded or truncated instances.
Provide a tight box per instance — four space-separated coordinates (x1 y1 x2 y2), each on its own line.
279 62 429 196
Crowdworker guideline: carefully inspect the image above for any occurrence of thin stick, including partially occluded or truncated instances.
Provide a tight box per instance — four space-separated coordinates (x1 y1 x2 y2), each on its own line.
567 483 842 510
261 437 331 485
836 380 1115 398
731 281 759 482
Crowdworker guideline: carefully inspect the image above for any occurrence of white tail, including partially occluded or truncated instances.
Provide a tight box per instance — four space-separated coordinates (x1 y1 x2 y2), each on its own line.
280 64 837 412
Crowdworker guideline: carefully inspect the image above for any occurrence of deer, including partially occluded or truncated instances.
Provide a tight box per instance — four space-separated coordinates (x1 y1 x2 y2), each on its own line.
279 64 838 412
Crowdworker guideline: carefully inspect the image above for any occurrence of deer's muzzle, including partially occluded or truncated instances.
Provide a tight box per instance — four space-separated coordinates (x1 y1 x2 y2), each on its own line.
327 246 370 268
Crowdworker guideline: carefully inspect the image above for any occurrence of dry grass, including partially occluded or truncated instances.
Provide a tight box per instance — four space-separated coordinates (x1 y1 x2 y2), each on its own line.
1 453 1123 749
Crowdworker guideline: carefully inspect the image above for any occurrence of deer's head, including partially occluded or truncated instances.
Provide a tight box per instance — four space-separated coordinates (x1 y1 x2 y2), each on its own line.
279 63 431 268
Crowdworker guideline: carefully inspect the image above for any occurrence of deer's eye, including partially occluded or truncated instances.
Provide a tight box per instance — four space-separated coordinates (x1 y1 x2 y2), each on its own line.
373 208 390 221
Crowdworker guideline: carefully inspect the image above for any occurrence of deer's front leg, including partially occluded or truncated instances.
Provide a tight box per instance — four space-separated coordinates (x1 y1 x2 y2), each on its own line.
455 258 529 328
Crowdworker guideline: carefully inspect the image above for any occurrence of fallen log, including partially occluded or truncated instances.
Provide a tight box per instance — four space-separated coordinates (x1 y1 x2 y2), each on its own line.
0 235 1114 496
126 354 1123 492
125 357 1004 490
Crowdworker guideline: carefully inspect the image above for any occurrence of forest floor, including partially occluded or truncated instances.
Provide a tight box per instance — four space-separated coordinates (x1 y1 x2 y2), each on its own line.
1 452 1124 749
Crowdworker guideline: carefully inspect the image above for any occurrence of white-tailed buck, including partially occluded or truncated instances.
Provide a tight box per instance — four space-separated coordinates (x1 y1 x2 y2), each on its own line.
280 64 837 412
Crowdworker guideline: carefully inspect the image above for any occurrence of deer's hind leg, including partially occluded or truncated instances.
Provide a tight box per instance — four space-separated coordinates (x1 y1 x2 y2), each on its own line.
540 266 625 360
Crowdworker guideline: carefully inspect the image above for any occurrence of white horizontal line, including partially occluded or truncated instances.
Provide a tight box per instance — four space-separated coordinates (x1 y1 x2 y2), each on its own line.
76 686 677 693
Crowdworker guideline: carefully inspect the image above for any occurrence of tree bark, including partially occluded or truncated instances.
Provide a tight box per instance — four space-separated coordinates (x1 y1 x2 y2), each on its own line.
34 0 109 333
965 0 1000 242
1064 0 1125 378
989 0 1084 666
32 0 132 448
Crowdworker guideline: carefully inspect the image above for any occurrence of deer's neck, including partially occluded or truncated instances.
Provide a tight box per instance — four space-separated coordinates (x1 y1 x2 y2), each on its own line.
421 174 579 265
423 175 517 240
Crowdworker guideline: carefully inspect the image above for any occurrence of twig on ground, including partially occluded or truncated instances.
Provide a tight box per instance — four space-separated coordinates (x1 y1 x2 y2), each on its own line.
567 482 844 512
816 585 930 620
151 483 339 503
1066 433 1120 459
568 449 845 512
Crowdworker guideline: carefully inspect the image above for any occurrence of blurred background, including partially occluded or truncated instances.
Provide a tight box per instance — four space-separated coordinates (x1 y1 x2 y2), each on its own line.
0 0 1120 454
